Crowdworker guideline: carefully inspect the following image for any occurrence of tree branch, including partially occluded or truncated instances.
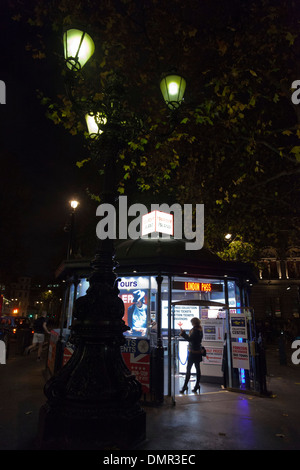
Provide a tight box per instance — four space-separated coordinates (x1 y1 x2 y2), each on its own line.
252 165 300 188
256 139 300 164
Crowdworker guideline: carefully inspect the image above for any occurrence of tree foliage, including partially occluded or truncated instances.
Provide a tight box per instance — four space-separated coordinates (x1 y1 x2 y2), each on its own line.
10 0 300 258
217 236 258 265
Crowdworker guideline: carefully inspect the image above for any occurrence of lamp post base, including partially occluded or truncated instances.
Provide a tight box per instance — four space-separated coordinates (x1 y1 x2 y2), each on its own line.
36 263 146 450
36 337 146 450
37 401 146 450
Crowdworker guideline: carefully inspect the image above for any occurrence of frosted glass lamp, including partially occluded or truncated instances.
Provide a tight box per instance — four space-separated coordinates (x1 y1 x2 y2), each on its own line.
160 74 186 109
85 112 107 138
63 29 95 71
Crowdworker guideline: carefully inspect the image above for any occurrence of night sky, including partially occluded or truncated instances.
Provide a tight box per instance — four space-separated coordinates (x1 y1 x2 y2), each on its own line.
0 3 90 281
0 1 298 283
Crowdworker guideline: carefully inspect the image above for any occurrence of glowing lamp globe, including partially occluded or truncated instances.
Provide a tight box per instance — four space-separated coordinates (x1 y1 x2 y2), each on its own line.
70 200 79 209
63 29 95 71
85 112 107 138
160 74 186 109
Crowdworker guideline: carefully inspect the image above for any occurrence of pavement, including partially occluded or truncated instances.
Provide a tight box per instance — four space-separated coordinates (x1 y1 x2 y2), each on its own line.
0 340 299 458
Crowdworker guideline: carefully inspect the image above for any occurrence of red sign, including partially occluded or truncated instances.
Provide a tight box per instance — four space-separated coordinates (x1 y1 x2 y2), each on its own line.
121 338 150 394
184 282 212 292
63 346 74 366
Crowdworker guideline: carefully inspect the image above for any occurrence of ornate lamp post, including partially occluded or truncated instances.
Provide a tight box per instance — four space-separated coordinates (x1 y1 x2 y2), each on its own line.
38 28 185 450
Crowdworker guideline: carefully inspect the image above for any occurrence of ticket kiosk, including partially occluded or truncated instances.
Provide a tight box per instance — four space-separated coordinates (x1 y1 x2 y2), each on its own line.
54 237 259 403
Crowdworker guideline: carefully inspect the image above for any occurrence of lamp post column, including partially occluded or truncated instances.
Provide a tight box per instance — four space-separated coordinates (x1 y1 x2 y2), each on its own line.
37 87 146 451
37 27 186 448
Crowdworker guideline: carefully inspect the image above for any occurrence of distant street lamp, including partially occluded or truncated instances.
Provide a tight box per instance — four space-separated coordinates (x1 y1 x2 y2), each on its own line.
66 199 79 260
70 199 79 210
38 27 185 450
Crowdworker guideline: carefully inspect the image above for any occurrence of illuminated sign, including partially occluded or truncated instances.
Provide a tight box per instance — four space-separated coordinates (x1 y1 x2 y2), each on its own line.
162 301 199 330
230 314 248 339
184 282 212 292
173 281 223 292
142 210 173 236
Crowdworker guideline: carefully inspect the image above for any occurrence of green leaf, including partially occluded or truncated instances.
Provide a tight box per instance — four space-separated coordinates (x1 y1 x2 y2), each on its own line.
76 158 91 168
290 146 300 161
285 31 297 46
249 95 256 106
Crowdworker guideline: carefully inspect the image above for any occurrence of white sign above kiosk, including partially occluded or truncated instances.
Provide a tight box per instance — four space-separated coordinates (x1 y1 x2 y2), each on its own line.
142 211 174 236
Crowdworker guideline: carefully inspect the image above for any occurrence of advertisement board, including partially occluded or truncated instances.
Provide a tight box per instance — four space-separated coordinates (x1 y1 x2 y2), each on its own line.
118 277 149 337
202 347 223 365
232 342 250 370
202 319 224 341
120 337 150 394
230 314 248 339
162 301 199 330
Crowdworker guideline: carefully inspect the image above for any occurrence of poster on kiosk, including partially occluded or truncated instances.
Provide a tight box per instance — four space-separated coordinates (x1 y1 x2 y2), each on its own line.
118 277 151 395
118 277 149 337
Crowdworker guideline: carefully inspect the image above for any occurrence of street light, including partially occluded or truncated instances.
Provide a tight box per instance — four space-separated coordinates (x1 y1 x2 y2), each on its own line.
70 199 79 209
160 73 186 109
66 199 79 260
63 28 95 71
38 27 185 450
85 111 107 138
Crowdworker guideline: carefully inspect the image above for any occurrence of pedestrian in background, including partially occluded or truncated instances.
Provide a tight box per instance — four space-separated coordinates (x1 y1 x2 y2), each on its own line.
25 311 51 361
179 317 203 393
